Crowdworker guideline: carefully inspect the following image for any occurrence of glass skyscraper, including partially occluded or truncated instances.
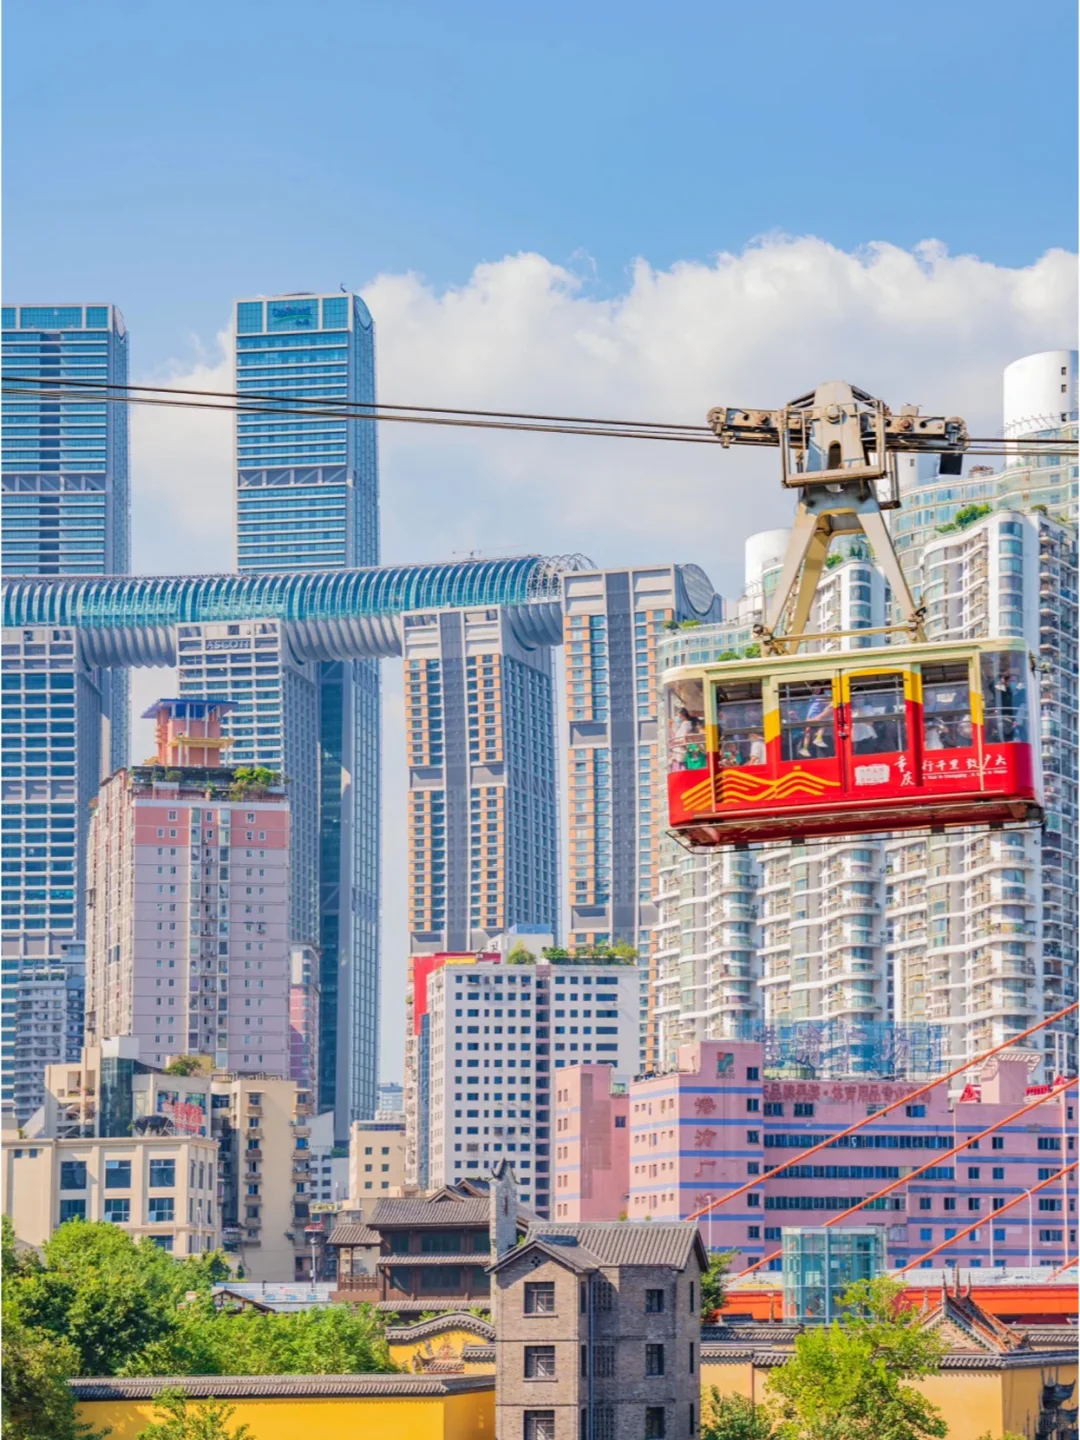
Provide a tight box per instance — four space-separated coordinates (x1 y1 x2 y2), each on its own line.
183 292 380 1133
1 303 130 1120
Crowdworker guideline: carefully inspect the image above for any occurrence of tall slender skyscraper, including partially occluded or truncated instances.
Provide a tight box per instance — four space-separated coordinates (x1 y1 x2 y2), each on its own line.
403 605 558 953
1 303 130 1120
560 565 720 1068
188 292 380 1133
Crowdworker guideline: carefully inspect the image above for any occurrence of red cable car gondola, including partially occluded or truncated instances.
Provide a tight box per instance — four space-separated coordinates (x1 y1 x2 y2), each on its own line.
665 639 1042 847
665 380 1043 848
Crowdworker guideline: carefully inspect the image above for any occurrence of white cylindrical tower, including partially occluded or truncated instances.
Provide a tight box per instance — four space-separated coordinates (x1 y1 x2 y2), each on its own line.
744 529 791 591
1003 350 1078 458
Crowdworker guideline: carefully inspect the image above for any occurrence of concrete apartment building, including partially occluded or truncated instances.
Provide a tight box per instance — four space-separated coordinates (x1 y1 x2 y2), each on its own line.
404 949 639 1217
84 697 294 1077
552 1066 629 1221
348 1113 406 1198
553 1043 1076 1274
489 1220 707 1440
25 1039 314 1281
3 1123 219 1255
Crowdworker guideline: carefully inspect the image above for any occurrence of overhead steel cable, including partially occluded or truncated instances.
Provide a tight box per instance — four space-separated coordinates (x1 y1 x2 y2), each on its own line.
894 1160 1078 1275
732 1075 1078 1279
2 374 1075 456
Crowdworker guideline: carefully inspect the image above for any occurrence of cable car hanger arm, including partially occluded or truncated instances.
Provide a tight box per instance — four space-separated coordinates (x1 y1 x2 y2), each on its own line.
706 381 969 652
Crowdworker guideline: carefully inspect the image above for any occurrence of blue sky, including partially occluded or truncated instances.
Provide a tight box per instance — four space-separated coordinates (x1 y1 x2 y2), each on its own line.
4 0 1076 371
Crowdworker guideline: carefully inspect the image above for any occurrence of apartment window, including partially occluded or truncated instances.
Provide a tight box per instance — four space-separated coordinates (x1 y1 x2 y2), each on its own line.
59 1161 86 1190
943 1198 956 1212
746 1067 759 1081
525 1281 555 1314
991 1136 1004 1151
593 1344 615 1378
104 1198 130 1223
149 1160 176 1188
968 1168 980 1180
689 1342 695 1374
524 1345 556 1378
148 1197 175 1222
645 1343 665 1376
745 1098 760 1113
747 1226 760 1239
918 1198 932 1211
991 1167 1005 1181
906 1105 926 1118
104 1160 132 1189
645 1288 665 1313
764 1102 782 1116
968 1198 981 1212
524 1412 555 1440
645 1407 667 1439
59 1199 86 1222
793 1102 814 1118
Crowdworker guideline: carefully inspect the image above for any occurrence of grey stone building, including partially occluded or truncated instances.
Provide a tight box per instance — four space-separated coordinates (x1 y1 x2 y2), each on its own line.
489 1220 707 1440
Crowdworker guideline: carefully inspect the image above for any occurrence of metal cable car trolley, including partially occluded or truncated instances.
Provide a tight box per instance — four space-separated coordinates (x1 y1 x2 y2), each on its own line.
665 381 1043 848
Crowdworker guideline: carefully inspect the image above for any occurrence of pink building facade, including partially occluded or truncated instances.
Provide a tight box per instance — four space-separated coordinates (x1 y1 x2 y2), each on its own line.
552 1065 630 1220
554 1040 1076 1273
85 700 293 1075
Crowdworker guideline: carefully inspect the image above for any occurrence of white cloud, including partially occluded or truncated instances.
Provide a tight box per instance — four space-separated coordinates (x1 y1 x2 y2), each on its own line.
126 234 1077 1080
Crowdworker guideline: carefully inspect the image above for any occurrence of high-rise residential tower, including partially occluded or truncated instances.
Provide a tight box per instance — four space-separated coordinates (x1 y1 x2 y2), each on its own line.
403 605 558 953
560 565 721 1069
403 948 639 1217
175 293 380 1133
85 699 292 1076
1 303 131 1120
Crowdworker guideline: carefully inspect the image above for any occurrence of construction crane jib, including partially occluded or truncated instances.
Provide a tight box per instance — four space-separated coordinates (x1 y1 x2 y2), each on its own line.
707 381 969 654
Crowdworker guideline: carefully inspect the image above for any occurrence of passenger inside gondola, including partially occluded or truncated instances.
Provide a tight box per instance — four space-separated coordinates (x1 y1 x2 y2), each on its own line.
982 653 1029 743
848 673 906 754
922 663 972 750
716 680 765 766
667 679 707 771
779 680 836 761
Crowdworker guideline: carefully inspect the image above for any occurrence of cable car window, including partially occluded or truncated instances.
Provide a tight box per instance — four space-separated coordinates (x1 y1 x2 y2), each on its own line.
921 663 973 750
715 681 765 766
848 673 907 754
666 679 706 773
779 681 836 761
981 654 1029 743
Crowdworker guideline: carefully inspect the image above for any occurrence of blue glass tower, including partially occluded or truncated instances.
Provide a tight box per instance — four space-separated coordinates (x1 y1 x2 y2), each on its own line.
1 303 130 1120
224 292 379 1132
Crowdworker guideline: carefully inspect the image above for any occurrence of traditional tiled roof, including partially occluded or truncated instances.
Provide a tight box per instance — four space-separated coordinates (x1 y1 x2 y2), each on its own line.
514 1222 708 1272
370 1196 491 1228
378 1252 489 1266
386 1313 496 1344
327 1223 380 1247
69 1375 494 1400
920 1283 1031 1355
376 1299 490 1315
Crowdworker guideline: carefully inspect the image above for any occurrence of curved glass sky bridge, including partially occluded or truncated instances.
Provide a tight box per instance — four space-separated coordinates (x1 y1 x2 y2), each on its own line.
2 554 591 665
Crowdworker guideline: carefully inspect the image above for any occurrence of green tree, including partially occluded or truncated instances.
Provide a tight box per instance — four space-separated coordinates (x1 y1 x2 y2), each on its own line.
164 1054 206 1076
122 1299 396 1378
138 1388 252 1440
766 1277 947 1440
11 1222 228 1378
700 1249 735 1320
937 501 992 534
1 1306 96 1440
506 942 535 965
702 1391 775 1440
